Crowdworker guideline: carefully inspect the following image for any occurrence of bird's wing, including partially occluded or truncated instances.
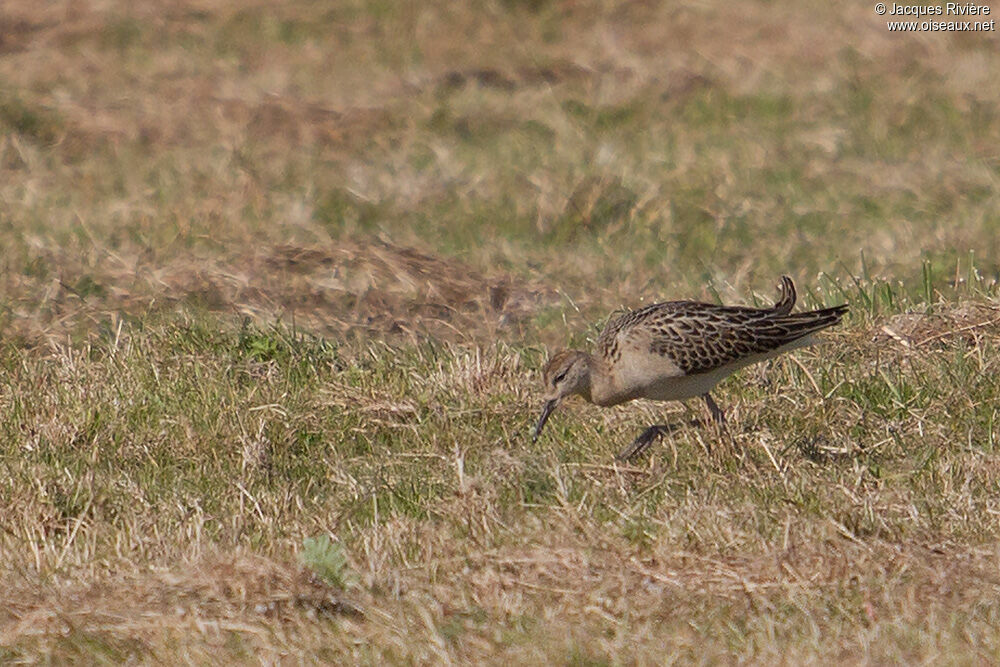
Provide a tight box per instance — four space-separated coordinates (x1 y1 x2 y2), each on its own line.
600 301 846 375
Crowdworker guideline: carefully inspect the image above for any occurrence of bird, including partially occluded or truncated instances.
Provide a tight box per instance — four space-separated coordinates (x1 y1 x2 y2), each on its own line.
532 276 848 460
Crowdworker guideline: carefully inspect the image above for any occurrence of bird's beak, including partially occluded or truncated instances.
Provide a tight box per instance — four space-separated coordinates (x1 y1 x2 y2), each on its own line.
532 399 559 443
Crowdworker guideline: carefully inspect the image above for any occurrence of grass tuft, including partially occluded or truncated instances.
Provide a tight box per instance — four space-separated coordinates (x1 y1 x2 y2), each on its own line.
300 535 356 589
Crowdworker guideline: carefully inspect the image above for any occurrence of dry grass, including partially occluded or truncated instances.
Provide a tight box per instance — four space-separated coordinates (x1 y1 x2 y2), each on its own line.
2 0 1000 663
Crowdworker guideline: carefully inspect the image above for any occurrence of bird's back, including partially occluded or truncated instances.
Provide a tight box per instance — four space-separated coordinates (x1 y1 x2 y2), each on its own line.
597 277 847 377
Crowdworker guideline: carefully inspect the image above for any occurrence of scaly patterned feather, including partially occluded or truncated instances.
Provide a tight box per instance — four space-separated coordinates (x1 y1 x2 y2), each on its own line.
598 278 846 375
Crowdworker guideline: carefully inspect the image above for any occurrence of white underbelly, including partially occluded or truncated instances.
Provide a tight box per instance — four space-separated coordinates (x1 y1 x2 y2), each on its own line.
632 336 816 402
638 365 736 401
605 336 816 405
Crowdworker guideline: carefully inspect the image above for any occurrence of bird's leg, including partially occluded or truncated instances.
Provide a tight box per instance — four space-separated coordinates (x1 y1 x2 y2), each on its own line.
618 396 726 462
701 392 736 458
616 425 672 462
703 393 726 425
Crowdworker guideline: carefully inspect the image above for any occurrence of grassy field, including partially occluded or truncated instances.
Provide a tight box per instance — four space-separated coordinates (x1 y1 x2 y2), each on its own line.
2 0 1000 662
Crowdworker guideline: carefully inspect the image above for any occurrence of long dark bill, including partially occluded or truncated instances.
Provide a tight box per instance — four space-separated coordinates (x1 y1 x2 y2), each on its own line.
532 399 558 443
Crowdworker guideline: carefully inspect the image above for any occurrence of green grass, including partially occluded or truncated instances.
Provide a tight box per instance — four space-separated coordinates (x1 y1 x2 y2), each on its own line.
1 0 1000 662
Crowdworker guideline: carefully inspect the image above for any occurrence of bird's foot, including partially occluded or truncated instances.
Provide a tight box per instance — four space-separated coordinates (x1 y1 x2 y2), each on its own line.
703 393 726 425
616 425 672 462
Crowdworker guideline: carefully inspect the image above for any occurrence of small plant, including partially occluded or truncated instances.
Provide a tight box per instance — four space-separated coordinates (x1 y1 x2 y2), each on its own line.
299 535 355 589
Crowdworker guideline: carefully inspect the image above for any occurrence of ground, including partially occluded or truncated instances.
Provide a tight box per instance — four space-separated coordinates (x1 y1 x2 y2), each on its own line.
1 0 1000 663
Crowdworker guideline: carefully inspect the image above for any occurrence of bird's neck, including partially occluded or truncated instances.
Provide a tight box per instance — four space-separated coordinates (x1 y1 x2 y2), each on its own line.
583 354 627 407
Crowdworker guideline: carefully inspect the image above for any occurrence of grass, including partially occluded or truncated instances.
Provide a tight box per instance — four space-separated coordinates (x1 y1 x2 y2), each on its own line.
2 0 1000 662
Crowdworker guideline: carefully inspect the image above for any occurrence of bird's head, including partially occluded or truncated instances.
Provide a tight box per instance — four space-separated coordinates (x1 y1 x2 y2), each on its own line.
532 350 591 442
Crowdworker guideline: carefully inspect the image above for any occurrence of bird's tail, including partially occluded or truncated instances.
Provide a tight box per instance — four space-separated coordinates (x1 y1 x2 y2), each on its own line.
763 302 849 345
770 275 796 316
